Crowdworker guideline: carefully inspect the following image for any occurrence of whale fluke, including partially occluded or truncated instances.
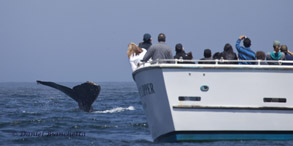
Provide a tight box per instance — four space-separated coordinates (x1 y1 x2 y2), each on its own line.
37 80 101 112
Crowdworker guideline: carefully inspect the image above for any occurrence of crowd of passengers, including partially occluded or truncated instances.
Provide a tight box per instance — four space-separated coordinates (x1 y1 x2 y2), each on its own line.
127 33 292 71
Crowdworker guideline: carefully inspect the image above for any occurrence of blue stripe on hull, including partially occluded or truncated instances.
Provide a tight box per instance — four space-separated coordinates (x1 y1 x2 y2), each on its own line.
156 132 293 142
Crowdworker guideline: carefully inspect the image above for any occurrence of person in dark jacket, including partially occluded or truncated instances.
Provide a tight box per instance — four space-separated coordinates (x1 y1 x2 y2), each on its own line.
199 49 214 64
212 52 222 64
213 52 222 60
138 33 152 50
174 43 193 64
280 45 293 65
221 43 238 64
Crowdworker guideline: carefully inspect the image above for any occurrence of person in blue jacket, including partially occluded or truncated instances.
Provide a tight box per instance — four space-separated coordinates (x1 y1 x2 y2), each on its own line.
235 35 256 64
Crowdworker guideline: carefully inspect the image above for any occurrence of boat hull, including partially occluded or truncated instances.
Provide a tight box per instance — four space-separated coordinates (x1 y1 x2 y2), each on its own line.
133 64 293 141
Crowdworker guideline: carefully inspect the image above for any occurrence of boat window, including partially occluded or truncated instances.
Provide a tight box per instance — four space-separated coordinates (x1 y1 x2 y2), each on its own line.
263 98 286 103
178 96 201 101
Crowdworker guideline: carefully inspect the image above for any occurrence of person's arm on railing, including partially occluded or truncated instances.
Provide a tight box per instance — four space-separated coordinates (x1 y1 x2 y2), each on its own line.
142 46 155 62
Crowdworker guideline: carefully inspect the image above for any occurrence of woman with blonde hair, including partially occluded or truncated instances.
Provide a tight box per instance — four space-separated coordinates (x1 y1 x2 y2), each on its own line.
127 42 147 71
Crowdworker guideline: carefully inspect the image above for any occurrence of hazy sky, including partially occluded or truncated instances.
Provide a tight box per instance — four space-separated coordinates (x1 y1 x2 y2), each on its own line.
0 0 292 82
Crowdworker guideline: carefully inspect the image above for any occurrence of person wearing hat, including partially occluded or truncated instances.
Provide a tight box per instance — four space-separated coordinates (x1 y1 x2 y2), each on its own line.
266 40 285 65
174 43 193 64
138 33 152 51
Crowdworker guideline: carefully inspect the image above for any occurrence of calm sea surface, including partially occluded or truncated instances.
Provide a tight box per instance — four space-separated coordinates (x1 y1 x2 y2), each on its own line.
0 82 292 146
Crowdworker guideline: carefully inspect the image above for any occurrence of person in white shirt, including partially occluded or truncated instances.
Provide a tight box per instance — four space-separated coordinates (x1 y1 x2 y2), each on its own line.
127 42 147 71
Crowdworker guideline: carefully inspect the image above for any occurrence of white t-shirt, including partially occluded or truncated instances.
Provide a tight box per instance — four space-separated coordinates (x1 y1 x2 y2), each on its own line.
129 48 147 71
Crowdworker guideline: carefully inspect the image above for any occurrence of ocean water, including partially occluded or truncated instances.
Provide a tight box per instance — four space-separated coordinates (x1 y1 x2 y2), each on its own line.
0 82 292 146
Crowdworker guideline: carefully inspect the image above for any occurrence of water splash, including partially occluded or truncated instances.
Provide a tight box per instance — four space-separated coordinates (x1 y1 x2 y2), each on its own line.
93 106 135 114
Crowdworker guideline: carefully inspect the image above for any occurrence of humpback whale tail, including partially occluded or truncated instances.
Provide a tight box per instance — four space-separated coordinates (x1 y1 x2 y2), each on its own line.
37 80 101 112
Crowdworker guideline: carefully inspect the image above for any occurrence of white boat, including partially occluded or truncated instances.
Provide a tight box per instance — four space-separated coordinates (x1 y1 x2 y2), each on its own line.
132 59 293 142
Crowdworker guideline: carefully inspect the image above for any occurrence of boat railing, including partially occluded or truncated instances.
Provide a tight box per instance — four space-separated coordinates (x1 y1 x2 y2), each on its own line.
138 59 293 69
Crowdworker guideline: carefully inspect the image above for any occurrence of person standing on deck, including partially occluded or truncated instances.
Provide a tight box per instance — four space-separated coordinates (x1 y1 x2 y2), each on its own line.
199 49 214 64
174 43 193 64
256 51 268 65
174 43 193 60
139 33 152 51
280 44 293 65
266 41 285 65
235 35 256 64
142 33 173 63
221 43 238 64
127 43 147 71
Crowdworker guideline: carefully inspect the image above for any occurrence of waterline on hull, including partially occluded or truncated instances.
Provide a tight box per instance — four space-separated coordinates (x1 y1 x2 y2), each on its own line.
156 131 293 142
